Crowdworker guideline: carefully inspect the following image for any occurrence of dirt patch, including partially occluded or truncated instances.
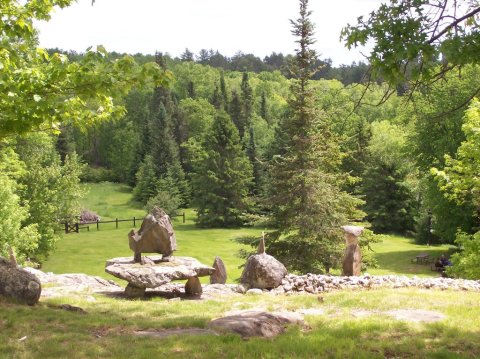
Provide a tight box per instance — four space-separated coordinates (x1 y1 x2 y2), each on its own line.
134 328 218 338
385 309 446 323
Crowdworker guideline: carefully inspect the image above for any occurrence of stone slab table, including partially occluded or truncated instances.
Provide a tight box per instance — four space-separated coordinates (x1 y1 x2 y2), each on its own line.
105 256 215 298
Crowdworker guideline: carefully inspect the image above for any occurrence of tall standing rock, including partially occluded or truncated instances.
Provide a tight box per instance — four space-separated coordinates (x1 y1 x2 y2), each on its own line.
342 225 364 276
210 256 227 284
128 207 177 263
240 237 287 290
0 257 41 305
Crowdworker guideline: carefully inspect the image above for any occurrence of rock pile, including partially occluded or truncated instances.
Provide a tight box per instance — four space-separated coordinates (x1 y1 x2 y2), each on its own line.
276 273 480 294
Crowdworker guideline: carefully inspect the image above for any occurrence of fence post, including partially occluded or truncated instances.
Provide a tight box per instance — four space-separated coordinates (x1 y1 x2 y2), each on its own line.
97 219 99 231
75 223 79 233
116 218 118 229
183 212 185 223
64 222 68 234
133 217 136 227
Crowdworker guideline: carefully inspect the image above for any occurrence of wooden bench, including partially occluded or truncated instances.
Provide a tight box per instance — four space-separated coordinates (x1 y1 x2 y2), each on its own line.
411 253 430 264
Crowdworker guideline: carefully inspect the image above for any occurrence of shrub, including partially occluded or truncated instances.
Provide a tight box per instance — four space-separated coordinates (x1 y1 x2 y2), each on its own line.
81 166 115 183
79 209 101 223
145 191 180 217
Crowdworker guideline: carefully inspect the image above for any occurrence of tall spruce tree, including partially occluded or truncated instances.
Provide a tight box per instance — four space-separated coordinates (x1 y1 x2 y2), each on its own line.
192 111 252 227
267 0 361 273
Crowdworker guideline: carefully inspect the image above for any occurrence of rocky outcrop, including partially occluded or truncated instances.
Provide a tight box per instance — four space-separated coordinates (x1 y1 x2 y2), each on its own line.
209 310 305 338
210 256 227 284
240 237 287 289
128 207 177 263
23 267 121 299
0 257 41 305
342 225 364 276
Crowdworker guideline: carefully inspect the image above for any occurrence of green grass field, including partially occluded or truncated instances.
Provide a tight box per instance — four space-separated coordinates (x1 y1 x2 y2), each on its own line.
43 182 453 282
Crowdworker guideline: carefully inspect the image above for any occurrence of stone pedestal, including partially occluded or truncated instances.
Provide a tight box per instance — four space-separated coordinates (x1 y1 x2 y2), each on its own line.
185 277 202 296
341 225 364 276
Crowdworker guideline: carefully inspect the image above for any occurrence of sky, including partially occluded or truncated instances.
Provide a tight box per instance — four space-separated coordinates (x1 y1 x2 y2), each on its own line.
35 0 383 66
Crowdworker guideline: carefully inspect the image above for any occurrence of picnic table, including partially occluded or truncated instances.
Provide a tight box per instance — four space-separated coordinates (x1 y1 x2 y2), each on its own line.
411 253 430 264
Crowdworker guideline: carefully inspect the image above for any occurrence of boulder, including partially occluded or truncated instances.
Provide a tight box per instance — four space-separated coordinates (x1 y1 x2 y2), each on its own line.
208 310 305 338
128 207 177 263
240 254 287 290
342 225 364 276
0 257 41 305
210 256 227 284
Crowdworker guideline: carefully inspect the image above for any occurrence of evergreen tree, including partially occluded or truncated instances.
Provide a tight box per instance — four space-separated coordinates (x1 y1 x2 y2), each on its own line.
220 71 229 110
260 91 269 124
267 0 361 273
133 155 158 204
192 111 252 227
229 90 243 134
245 126 262 195
239 72 254 138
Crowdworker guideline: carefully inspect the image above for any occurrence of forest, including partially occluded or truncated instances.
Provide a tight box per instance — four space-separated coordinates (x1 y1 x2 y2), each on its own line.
1 0 480 280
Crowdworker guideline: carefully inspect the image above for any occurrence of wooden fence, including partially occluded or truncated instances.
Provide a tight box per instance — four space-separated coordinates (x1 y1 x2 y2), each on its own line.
62 212 186 234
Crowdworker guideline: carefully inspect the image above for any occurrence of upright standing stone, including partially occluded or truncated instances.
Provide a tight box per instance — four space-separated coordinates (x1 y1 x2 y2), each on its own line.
342 225 364 276
128 207 177 263
210 256 227 284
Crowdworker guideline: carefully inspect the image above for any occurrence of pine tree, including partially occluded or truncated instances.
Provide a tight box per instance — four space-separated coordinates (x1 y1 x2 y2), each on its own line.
267 0 361 273
192 111 252 227
239 71 253 138
229 90 243 134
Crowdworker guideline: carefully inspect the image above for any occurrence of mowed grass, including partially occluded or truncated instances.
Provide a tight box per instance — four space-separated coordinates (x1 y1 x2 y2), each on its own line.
43 182 453 282
1 288 480 358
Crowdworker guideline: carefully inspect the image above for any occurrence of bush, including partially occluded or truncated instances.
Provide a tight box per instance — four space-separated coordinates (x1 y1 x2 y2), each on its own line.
79 209 101 223
447 231 480 279
80 166 115 183
145 191 180 217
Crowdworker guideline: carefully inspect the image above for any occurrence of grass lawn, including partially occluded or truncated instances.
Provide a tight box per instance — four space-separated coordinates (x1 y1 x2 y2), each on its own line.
1 288 479 358
44 182 454 282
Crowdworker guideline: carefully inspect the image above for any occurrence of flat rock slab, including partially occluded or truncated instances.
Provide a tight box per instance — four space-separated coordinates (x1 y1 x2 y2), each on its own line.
134 329 218 338
385 309 446 323
208 310 306 338
105 256 215 289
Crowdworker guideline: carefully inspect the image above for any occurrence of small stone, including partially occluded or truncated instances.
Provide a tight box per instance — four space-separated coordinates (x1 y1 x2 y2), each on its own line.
246 288 263 295
210 256 227 284
185 277 202 296
124 284 146 298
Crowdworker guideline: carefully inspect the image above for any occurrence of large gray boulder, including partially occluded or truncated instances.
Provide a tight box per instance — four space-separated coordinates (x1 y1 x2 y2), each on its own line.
209 310 305 338
240 237 287 289
0 257 41 305
128 207 177 263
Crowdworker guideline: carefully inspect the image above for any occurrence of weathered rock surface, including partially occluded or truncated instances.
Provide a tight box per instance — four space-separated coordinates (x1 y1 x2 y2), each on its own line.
342 225 364 276
23 267 121 298
241 253 287 289
0 257 41 305
210 256 227 284
209 310 305 338
105 256 214 289
128 207 177 263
